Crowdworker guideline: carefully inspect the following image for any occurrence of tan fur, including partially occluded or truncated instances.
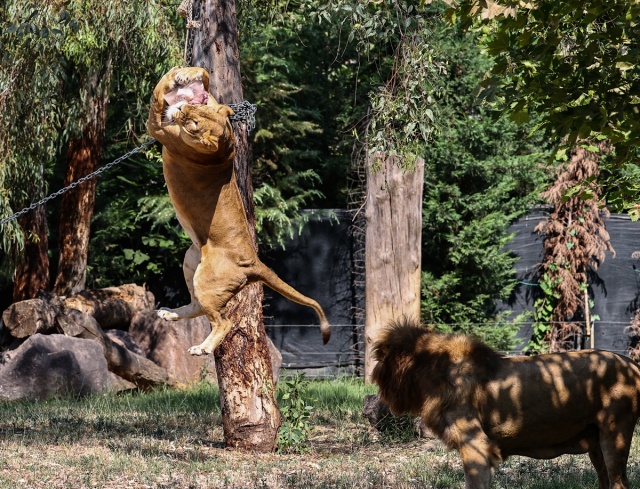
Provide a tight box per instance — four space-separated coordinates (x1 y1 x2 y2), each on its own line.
372 318 640 489
148 67 330 355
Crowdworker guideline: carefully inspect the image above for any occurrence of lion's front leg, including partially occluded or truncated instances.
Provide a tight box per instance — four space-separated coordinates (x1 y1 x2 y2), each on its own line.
451 418 500 489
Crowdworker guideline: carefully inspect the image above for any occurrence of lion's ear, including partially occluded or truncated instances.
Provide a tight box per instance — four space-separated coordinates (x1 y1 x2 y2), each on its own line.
372 342 388 362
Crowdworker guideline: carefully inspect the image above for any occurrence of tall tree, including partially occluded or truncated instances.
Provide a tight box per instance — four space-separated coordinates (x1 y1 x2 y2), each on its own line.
0 0 181 300
0 3 64 301
315 0 440 380
191 0 280 450
54 69 109 295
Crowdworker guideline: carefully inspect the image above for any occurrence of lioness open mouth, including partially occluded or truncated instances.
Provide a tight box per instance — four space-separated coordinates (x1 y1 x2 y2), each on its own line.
164 80 209 107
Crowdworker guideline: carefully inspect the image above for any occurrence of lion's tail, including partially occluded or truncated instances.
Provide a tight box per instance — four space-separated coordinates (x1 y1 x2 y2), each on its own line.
255 264 331 344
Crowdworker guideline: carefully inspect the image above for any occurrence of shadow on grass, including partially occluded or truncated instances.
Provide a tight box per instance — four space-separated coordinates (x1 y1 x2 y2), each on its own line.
0 382 222 449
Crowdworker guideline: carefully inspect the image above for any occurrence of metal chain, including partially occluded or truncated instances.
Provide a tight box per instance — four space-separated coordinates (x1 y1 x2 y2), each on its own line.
0 139 157 227
229 100 257 134
178 0 200 66
177 0 257 134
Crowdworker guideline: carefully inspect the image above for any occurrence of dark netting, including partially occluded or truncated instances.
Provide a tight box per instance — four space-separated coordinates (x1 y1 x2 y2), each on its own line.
500 212 640 354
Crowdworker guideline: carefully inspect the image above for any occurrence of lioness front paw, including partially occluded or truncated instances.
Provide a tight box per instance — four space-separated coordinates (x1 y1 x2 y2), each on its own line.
174 68 205 87
157 308 180 321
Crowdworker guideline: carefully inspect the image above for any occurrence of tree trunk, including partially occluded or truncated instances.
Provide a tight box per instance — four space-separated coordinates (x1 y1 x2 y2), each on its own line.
192 0 281 451
53 72 109 296
364 155 424 382
12 206 50 302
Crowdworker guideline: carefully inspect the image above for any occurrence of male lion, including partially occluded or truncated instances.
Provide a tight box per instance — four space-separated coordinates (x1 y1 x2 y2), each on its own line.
372 318 640 489
148 66 330 355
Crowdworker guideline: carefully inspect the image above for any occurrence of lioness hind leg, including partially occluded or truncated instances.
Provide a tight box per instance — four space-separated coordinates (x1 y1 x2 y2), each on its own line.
157 244 204 320
187 312 233 356
188 251 246 355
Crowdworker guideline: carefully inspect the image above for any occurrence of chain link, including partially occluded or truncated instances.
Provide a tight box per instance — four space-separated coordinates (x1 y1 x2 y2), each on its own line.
177 0 256 134
0 139 157 227
229 101 257 134
0 99 256 227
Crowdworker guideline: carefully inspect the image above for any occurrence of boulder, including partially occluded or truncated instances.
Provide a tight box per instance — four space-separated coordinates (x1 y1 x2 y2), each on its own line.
105 329 146 357
57 308 171 390
130 311 283 385
1 298 58 339
129 310 217 385
0 334 112 401
64 283 155 330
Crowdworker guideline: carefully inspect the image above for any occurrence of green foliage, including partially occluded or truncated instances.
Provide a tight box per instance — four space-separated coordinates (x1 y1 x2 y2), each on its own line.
277 374 315 453
254 172 324 249
452 0 640 214
313 0 442 163
239 1 364 244
419 15 552 347
0 0 182 293
528 272 561 353
0 3 68 260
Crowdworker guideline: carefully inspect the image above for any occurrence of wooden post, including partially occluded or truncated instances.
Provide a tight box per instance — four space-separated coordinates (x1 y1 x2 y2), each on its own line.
585 287 594 349
364 155 424 382
190 0 281 451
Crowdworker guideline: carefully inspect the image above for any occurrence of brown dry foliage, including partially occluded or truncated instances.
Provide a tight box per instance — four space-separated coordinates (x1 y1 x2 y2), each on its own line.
535 141 614 350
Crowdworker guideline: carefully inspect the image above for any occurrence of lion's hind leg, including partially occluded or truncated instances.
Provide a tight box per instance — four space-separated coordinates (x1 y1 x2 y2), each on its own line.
187 310 233 356
187 248 247 355
597 421 634 489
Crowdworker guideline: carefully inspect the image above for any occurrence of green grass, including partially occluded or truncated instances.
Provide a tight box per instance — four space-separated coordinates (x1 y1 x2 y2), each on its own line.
0 379 639 488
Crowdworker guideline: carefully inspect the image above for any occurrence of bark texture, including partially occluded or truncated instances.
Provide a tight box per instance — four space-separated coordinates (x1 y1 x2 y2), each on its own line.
192 0 281 451
12 206 50 302
364 155 424 382
54 73 109 296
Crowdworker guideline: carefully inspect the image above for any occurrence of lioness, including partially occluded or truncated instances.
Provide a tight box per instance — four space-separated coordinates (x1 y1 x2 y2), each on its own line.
372 318 640 489
148 66 330 355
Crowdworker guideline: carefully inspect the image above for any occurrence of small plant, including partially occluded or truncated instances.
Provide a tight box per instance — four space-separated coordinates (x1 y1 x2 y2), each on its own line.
528 271 561 353
277 373 314 453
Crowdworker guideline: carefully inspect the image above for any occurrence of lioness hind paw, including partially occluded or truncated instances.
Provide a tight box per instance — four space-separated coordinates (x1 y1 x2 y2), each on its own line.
188 343 213 356
157 309 180 321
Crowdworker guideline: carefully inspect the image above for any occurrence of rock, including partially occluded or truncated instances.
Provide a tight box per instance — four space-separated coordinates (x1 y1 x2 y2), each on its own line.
105 329 146 357
129 310 217 385
129 311 284 386
362 394 432 438
1 298 57 339
57 308 171 390
64 283 155 329
108 372 137 393
0 334 112 401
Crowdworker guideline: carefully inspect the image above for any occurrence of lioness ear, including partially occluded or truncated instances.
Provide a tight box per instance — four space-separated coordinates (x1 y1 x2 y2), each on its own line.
217 105 235 118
